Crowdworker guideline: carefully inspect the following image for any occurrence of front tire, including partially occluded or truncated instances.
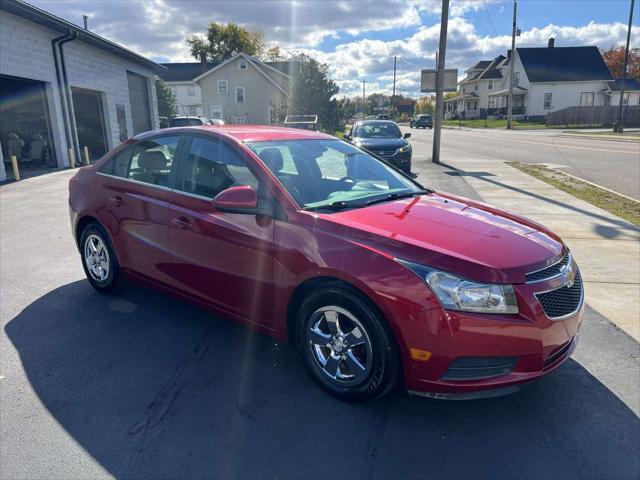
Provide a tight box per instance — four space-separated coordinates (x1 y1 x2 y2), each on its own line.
296 287 401 402
79 223 123 294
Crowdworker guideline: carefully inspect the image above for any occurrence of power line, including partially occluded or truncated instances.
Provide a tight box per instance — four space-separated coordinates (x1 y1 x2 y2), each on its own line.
484 3 498 36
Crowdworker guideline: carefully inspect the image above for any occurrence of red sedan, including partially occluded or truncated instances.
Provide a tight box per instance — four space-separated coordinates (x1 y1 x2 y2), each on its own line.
69 125 583 401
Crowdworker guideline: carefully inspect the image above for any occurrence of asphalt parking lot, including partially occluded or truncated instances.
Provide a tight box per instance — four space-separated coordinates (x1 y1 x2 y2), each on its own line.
1 165 639 479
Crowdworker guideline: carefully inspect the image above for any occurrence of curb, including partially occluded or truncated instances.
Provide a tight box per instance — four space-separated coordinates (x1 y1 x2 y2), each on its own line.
558 133 640 143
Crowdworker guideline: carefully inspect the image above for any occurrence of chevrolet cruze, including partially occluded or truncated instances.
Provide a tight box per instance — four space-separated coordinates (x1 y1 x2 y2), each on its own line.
69 125 583 402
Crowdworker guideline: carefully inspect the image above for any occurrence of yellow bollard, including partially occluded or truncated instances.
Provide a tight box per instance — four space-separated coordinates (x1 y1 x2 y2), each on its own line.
68 148 75 168
10 155 20 181
83 146 90 166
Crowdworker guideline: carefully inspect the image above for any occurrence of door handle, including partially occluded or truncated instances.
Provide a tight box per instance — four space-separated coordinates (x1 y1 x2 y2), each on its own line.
109 195 126 207
171 217 193 229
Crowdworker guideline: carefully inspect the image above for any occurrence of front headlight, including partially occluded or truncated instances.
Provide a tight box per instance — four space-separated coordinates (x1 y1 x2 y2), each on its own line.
397 260 518 314
396 144 411 154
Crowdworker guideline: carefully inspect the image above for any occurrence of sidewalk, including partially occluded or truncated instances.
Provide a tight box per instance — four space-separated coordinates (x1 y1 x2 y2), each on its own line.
414 155 640 342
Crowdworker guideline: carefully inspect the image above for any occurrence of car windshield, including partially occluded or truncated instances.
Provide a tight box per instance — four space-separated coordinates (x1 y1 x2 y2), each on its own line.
353 122 402 138
248 139 425 211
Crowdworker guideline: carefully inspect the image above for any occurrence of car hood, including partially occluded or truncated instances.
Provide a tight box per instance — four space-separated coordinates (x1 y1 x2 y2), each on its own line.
314 192 564 284
353 137 407 150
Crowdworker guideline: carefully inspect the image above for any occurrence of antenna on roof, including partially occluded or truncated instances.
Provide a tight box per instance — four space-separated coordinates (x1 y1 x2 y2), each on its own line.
82 15 88 30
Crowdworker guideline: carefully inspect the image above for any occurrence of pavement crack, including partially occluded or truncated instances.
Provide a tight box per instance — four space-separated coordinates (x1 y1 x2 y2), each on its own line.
116 334 213 477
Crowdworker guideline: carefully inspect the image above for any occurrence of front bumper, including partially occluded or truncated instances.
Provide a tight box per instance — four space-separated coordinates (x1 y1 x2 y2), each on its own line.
396 278 584 397
382 151 412 172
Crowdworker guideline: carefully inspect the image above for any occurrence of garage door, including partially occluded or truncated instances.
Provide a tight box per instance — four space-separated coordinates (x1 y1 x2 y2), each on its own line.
72 87 108 161
127 72 152 135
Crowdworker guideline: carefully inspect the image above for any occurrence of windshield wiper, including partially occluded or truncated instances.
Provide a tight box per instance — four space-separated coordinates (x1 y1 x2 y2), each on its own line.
365 189 431 206
303 200 359 212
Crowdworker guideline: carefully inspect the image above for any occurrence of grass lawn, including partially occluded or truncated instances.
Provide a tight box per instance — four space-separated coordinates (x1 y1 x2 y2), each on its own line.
507 161 640 226
443 119 546 129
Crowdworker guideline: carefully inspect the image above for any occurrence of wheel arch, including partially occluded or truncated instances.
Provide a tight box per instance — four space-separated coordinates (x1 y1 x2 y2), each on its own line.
75 215 122 265
286 275 399 349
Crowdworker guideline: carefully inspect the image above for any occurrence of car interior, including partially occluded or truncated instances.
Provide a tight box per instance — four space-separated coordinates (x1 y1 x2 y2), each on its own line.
255 142 402 207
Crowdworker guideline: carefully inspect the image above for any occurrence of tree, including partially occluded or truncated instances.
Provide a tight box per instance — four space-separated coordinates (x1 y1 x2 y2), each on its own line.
187 22 264 62
289 53 340 132
602 46 640 81
415 96 435 115
266 46 282 62
155 78 177 118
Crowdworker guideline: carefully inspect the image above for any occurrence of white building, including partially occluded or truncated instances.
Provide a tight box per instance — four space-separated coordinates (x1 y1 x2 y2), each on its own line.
0 0 164 170
158 62 211 116
446 39 640 121
160 54 298 125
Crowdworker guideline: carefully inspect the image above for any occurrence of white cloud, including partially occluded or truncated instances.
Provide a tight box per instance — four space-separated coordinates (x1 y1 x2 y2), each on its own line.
29 0 638 99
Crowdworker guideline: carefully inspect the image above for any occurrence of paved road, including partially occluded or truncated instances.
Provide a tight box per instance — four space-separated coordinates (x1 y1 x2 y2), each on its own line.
1 170 639 480
406 127 640 199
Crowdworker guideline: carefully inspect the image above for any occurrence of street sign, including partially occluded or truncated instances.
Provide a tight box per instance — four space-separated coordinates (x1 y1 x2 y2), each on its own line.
420 69 458 93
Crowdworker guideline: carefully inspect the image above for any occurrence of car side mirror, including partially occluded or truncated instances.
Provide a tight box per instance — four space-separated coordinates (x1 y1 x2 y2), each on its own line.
213 186 259 213
403 133 411 139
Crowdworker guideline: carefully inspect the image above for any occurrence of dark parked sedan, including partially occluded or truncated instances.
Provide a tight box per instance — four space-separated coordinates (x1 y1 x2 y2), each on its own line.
410 114 433 129
345 120 412 174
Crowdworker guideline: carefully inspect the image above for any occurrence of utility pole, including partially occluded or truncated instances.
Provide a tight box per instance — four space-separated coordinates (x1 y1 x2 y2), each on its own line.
614 0 635 133
391 55 397 118
506 0 518 129
362 80 366 115
432 0 449 164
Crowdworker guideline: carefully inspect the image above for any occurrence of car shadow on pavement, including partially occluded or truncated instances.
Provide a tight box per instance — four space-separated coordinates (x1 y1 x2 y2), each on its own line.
5 280 640 479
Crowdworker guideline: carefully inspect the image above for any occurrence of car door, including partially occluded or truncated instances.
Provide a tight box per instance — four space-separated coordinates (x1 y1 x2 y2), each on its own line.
96 134 183 284
167 134 277 327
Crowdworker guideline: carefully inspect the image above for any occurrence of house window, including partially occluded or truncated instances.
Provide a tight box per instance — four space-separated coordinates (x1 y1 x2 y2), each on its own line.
512 72 520 86
544 93 552 110
236 86 245 103
187 85 195 97
187 105 198 115
210 105 223 119
622 92 630 105
239 58 247 69
218 80 228 94
580 92 594 107
488 97 496 108
234 116 246 124
488 80 493 90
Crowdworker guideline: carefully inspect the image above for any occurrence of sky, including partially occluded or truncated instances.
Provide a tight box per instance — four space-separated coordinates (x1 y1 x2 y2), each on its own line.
31 0 639 98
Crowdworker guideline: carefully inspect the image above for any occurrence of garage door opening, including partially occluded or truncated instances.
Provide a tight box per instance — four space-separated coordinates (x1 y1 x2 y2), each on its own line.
72 87 108 162
0 74 56 168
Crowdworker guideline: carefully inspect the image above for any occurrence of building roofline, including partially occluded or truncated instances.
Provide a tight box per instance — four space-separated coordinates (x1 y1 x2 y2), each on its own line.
1 0 166 73
194 52 290 97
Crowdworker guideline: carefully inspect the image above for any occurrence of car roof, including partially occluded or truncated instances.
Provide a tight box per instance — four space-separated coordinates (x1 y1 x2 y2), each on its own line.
140 124 335 143
355 120 398 125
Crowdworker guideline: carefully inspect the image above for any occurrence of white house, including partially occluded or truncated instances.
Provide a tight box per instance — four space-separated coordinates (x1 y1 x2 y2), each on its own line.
159 54 298 124
446 39 640 121
1 0 164 169
195 53 295 124
157 62 212 116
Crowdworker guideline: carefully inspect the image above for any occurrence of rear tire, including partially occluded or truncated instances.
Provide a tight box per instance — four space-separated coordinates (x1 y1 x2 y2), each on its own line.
79 222 123 294
296 287 401 402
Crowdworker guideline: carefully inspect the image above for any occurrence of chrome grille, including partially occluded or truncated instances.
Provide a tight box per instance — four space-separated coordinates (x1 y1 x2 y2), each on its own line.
535 270 583 319
526 252 570 283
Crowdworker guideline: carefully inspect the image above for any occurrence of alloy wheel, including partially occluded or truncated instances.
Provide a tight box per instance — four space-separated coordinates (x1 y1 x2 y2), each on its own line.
307 306 373 385
84 233 110 282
